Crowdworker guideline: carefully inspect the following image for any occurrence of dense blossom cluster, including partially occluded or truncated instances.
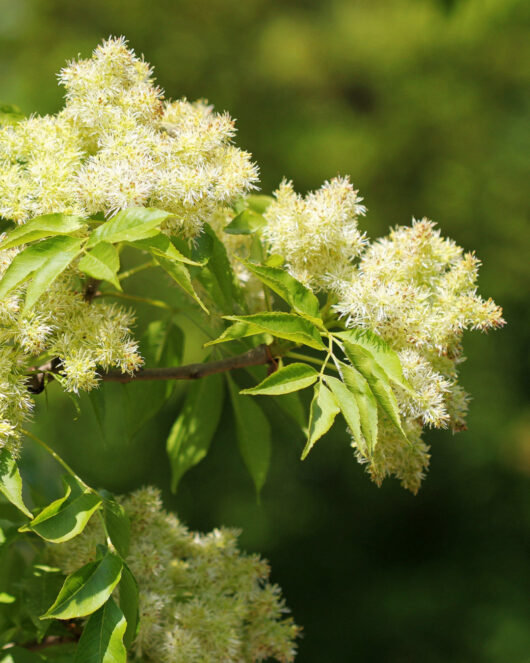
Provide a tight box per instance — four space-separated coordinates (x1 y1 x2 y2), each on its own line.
264 177 366 289
49 487 299 663
0 37 259 453
0 37 258 236
263 181 503 490
0 252 142 453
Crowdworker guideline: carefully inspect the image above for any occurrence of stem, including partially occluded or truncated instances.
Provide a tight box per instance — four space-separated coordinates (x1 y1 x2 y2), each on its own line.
118 260 155 282
99 344 277 383
285 351 339 372
95 291 177 312
319 334 334 378
22 428 87 487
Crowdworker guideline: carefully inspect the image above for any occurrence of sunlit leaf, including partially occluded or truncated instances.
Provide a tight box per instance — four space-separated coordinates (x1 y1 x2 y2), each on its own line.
79 242 121 290
338 361 378 454
74 597 126 663
324 375 364 454
242 262 321 322
224 208 267 235
42 550 123 620
0 448 32 518
241 363 318 396
343 342 406 439
0 213 86 250
336 329 414 393
20 476 101 543
87 207 173 247
301 382 340 459
23 236 83 312
224 313 325 350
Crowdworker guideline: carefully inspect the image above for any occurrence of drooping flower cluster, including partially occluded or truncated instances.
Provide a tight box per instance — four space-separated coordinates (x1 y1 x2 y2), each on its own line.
0 36 258 237
263 177 366 289
49 487 299 663
263 183 504 491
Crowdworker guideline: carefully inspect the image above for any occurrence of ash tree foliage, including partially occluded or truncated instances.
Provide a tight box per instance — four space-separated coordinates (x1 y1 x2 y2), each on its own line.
0 37 503 662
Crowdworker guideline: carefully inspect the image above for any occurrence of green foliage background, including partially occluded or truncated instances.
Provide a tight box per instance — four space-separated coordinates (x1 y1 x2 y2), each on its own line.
1 0 528 660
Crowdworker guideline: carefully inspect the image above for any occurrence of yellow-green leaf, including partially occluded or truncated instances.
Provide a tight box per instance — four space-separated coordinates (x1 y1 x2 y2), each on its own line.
224 313 326 350
241 363 318 396
242 262 322 323
0 449 32 518
74 597 126 663
42 550 123 620
87 207 172 247
301 382 340 459
338 361 378 454
79 242 121 290
0 213 86 250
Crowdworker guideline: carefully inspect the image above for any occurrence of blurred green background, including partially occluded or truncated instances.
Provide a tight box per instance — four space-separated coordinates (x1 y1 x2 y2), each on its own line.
1 0 529 660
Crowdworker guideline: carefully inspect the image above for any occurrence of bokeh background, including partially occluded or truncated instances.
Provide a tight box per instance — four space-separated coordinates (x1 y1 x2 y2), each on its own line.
1 0 529 660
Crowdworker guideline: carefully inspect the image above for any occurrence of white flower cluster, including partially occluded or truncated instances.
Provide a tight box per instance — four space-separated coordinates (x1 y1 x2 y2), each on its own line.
263 177 366 289
336 218 504 491
263 180 503 491
0 36 258 237
0 36 261 453
49 487 299 663
0 255 142 452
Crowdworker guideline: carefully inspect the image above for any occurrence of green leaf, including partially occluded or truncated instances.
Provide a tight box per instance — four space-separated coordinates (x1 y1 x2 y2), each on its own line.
246 194 274 214
242 262 321 322
20 476 101 543
20 564 64 641
0 103 24 126
0 449 32 518
87 207 173 247
156 255 208 312
0 236 76 301
227 375 271 496
335 329 414 393
338 361 378 454
301 382 340 459
118 565 139 649
195 223 243 313
42 550 123 620
324 375 364 454
0 593 15 604
23 236 82 312
0 214 86 250
224 313 326 350
101 494 130 558
74 597 126 663
224 208 267 235
343 342 406 439
0 647 44 663
167 373 224 493
265 254 284 268
241 363 319 396
275 390 306 429
204 320 266 347
78 243 121 290
128 232 200 266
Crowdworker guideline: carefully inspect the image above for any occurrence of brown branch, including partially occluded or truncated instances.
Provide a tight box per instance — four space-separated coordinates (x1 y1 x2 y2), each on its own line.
27 344 281 392
101 344 275 383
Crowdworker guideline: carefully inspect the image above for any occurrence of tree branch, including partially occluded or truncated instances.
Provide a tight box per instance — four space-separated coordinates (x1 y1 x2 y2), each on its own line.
27 344 280 392
101 344 276 383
